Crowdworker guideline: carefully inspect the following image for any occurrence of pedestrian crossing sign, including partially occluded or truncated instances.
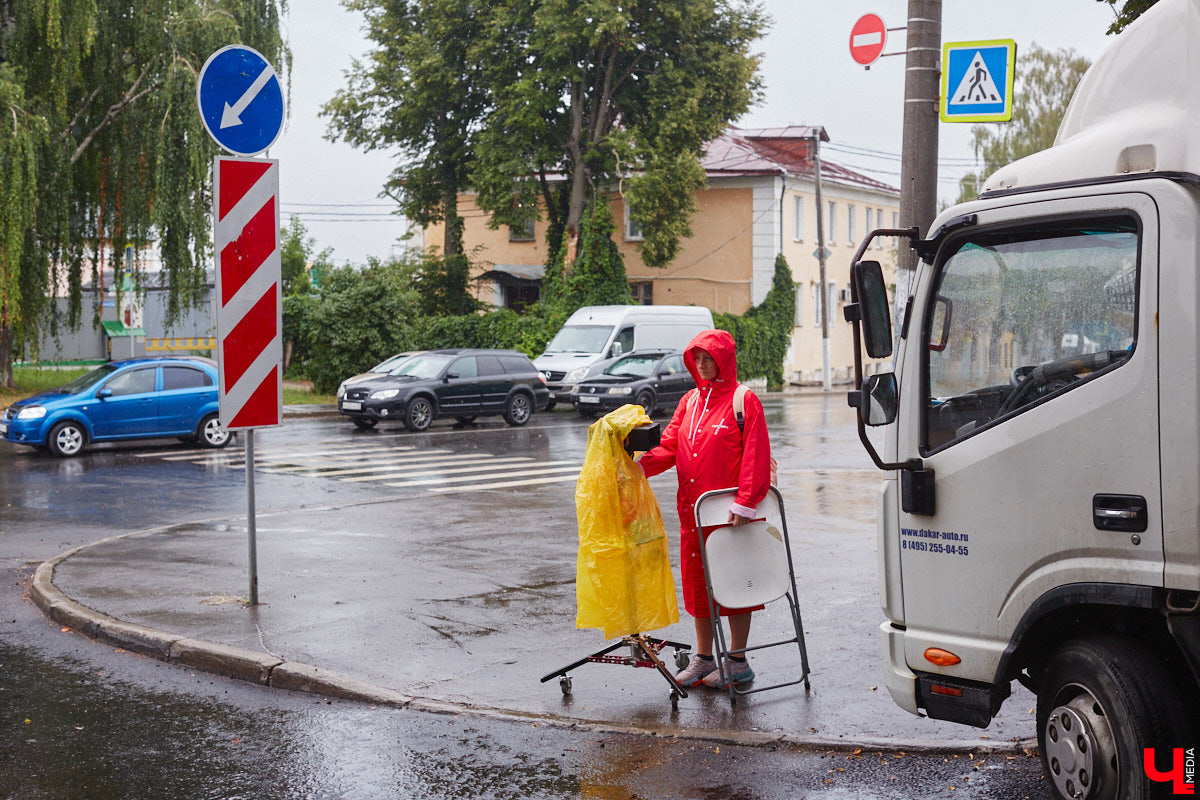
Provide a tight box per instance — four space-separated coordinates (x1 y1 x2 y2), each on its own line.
940 40 1017 123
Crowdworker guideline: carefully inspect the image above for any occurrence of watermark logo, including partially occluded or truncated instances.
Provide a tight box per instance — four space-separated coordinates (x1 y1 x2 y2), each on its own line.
1144 748 1196 795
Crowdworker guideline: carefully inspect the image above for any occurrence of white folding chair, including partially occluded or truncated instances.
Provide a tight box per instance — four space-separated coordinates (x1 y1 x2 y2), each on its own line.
694 486 812 704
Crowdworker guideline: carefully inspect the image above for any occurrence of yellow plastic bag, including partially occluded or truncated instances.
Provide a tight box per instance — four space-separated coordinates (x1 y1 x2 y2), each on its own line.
575 404 678 639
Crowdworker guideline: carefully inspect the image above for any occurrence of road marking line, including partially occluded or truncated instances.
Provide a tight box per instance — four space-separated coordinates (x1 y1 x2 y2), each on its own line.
241 452 509 474
428 474 581 493
383 464 581 488
343 459 576 483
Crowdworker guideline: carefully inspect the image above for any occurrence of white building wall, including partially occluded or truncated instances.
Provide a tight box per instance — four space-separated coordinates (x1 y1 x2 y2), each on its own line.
750 177 783 305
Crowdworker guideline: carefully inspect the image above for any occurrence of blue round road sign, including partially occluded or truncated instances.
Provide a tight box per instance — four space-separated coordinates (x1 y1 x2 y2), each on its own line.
196 45 285 156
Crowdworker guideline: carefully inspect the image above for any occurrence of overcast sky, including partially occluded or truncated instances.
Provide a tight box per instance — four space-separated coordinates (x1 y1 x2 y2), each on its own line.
267 0 1121 266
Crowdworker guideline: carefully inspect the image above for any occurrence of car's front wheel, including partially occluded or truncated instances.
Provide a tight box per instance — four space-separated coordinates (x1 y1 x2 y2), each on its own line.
198 414 232 448
1037 634 1192 800
503 392 533 426
47 420 87 458
404 396 434 432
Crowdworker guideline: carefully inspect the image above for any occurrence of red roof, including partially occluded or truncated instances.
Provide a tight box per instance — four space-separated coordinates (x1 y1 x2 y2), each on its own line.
702 126 898 195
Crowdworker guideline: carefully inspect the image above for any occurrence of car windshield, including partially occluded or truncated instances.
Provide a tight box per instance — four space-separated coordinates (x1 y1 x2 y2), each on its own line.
604 355 660 378
55 364 120 394
543 325 613 354
389 354 451 379
373 353 414 373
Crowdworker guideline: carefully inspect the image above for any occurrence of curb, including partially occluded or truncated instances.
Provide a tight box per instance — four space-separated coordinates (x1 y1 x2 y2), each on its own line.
29 530 1036 756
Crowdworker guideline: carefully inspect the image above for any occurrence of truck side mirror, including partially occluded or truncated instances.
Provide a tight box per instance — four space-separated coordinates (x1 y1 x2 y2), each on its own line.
849 373 898 426
929 296 952 352
610 342 623 358
852 260 893 358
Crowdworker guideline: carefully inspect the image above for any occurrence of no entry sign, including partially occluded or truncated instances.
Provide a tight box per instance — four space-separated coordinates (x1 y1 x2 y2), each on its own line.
214 156 282 430
850 14 888 66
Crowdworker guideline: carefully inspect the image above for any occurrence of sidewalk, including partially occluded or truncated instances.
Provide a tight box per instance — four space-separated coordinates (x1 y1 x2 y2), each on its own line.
29 472 1041 755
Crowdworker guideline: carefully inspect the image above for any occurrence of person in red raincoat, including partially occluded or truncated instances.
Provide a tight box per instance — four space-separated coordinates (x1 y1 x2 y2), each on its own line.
638 328 772 688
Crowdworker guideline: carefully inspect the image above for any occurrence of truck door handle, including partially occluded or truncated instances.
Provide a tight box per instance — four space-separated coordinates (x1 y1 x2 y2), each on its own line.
1093 494 1148 532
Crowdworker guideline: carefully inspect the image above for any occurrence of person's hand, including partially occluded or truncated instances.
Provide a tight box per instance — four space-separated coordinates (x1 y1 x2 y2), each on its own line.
728 512 751 527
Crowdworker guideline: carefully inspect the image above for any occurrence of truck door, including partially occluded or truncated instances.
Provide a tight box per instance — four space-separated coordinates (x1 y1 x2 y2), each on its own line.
894 194 1161 684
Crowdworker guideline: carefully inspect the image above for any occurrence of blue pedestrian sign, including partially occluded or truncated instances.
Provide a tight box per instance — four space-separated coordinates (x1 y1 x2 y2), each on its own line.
196 45 285 156
940 40 1017 123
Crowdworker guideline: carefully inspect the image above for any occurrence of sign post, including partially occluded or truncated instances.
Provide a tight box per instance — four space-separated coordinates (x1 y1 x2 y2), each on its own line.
197 44 285 606
849 14 888 67
940 40 1017 123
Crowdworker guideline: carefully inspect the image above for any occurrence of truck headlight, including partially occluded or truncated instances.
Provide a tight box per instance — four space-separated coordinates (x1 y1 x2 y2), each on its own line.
370 388 400 400
565 366 590 383
17 406 46 420
607 387 633 395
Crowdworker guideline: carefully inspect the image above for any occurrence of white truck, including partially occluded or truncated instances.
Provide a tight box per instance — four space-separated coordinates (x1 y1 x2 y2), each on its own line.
845 2 1199 797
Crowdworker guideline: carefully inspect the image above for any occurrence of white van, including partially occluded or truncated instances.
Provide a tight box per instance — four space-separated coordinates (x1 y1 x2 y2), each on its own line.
534 305 713 407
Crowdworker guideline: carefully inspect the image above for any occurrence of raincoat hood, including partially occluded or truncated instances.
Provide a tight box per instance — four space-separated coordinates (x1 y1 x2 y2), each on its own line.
683 329 738 390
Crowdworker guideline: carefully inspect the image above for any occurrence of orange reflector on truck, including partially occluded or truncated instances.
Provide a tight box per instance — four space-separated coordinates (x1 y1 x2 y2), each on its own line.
924 648 961 666
929 684 963 697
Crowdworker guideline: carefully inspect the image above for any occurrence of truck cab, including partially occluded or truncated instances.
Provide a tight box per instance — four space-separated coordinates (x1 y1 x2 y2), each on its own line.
846 1 1200 797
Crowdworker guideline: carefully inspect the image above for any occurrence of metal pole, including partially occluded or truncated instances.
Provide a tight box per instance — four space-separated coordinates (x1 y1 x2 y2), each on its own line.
245 428 258 605
898 0 943 287
813 135 830 392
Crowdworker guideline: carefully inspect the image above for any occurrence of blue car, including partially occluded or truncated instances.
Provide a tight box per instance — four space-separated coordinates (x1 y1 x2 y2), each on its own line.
0 356 231 457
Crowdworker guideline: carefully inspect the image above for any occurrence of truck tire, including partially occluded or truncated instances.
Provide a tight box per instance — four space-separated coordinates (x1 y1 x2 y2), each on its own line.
1036 635 1191 800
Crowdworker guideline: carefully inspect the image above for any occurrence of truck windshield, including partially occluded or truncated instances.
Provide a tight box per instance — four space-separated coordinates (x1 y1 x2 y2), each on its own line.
543 325 614 354
924 216 1138 452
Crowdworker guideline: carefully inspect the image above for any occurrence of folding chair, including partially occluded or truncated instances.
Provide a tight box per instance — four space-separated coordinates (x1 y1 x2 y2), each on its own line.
693 486 812 704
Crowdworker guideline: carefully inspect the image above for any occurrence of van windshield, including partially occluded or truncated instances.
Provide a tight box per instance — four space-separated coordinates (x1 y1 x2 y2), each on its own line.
543 325 613 354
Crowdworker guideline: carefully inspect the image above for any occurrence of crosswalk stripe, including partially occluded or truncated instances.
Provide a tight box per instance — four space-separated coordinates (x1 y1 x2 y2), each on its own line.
383 464 581 488
269 454 535 478
163 445 438 464
342 459 576 483
428 474 580 493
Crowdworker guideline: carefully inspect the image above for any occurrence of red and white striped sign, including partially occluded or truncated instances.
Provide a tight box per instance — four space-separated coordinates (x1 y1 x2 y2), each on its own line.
214 156 282 430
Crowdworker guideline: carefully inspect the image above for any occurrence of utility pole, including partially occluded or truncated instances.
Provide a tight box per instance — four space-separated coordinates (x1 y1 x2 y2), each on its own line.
898 1 942 280
812 133 830 391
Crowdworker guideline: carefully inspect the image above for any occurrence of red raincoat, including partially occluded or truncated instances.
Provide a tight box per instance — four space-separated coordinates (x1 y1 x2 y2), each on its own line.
638 329 772 618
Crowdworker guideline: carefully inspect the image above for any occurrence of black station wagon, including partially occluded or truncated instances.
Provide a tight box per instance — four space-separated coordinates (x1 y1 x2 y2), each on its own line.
337 349 551 432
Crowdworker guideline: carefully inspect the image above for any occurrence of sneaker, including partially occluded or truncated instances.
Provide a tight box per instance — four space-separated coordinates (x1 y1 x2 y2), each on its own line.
702 659 755 688
674 654 718 687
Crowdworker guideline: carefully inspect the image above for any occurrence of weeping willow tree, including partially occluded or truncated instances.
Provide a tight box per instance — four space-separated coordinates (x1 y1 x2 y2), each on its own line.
0 0 289 386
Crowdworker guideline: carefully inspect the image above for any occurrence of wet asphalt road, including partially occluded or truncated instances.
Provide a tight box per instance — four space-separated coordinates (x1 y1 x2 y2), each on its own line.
0 395 1052 798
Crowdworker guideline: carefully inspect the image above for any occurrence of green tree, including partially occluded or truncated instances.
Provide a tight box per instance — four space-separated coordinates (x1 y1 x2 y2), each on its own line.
713 253 794 388
322 0 488 268
280 215 332 297
956 45 1090 203
0 0 288 386
1097 0 1158 33
471 0 766 268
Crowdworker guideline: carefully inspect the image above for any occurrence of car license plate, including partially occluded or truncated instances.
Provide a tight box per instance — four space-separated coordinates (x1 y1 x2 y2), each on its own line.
342 401 362 411
578 395 599 404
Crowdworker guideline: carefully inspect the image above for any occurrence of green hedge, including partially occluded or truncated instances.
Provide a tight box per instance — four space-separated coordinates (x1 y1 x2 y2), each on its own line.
713 253 795 389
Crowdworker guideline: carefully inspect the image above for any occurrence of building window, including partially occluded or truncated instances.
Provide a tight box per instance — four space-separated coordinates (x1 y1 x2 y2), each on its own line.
827 201 837 245
878 208 887 248
630 281 653 305
865 207 873 236
847 205 856 246
813 283 823 327
509 219 535 242
793 196 803 241
828 282 838 327
625 204 644 241
794 285 804 325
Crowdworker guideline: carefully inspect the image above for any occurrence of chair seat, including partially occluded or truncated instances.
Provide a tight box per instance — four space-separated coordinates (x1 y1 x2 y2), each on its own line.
704 520 791 608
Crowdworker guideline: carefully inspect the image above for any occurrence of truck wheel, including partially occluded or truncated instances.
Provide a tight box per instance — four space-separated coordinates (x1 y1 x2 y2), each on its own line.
1037 635 1190 800
48 421 86 458
543 398 556 412
404 396 434 432
503 392 532 426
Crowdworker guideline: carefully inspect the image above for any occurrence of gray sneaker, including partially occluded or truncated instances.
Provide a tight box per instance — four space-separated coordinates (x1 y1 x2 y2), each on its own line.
702 659 755 688
674 654 717 687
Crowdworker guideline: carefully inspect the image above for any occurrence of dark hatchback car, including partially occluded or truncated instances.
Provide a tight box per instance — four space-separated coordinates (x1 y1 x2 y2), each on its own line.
573 349 693 418
1 356 230 457
338 349 551 431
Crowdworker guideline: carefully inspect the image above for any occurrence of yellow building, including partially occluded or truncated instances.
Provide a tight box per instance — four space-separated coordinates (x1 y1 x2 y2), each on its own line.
431 125 900 385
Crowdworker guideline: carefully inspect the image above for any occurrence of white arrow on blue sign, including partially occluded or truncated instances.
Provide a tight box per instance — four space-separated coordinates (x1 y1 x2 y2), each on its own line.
196 45 285 156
